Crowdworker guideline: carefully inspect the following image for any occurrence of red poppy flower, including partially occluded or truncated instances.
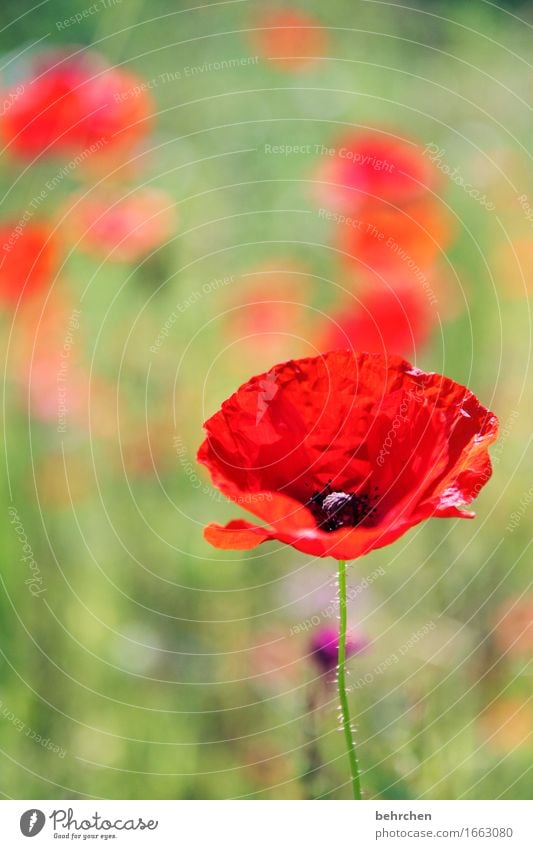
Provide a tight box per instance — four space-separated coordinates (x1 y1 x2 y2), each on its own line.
197 351 498 560
0 223 58 305
310 626 367 674
1 50 152 161
63 188 176 262
315 131 437 211
320 281 435 359
251 9 327 71
338 197 454 274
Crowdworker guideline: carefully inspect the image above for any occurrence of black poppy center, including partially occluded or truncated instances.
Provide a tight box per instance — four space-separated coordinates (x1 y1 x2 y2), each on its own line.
306 485 377 532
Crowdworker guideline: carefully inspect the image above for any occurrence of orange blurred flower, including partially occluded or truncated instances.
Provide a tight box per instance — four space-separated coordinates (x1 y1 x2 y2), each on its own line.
315 130 437 211
0 223 59 306
63 188 176 262
1 50 153 162
241 743 295 792
493 595 533 658
250 9 327 71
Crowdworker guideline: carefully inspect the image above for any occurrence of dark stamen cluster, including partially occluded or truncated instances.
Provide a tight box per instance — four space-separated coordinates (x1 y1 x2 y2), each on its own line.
306 482 378 532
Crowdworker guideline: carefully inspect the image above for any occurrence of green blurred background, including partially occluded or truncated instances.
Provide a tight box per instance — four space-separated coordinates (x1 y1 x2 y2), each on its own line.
0 0 531 799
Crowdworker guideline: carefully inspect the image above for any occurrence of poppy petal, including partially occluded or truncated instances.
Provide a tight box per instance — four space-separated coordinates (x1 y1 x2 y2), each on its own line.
204 520 274 550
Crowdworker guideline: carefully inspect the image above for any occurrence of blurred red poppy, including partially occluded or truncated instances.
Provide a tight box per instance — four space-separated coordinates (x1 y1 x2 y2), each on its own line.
319 281 435 359
1 50 153 161
198 351 498 559
251 9 327 71
492 236 533 298
63 188 176 261
315 131 437 211
0 223 58 305
338 197 454 274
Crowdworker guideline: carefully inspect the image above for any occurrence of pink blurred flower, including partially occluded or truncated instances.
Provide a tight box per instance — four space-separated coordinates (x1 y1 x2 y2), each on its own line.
319 279 435 359
249 627 303 688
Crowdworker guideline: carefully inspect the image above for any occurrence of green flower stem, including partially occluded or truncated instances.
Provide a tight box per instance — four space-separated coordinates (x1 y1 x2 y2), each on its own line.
337 558 362 800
